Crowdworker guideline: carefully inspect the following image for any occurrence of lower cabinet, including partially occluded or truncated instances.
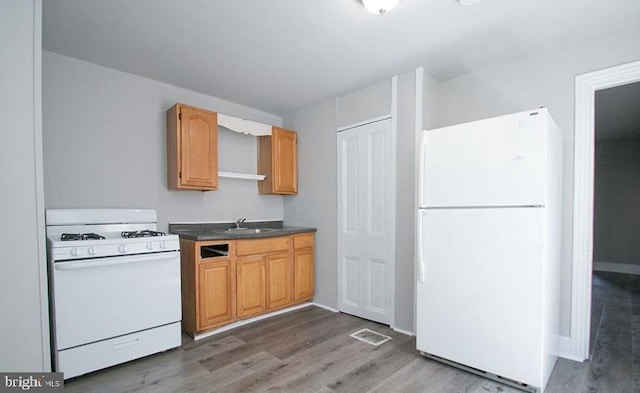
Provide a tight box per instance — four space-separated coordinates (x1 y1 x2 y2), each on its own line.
266 252 293 309
294 247 314 301
197 259 235 331
236 256 266 318
181 233 314 336
181 239 236 336
293 233 315 302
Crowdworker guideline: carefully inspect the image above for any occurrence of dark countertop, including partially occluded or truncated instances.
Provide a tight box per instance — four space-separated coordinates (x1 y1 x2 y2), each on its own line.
169 220 316 241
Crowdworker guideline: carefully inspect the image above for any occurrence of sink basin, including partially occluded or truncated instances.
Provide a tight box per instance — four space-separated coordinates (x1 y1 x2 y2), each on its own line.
222 228 279 234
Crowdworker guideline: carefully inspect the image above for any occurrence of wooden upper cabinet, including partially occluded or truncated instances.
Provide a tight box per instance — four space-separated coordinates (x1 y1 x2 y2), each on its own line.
167 103 218 190
258 127 298 195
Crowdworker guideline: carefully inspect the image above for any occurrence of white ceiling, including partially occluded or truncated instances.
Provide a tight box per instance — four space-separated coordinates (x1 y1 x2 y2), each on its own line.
43 0 640 116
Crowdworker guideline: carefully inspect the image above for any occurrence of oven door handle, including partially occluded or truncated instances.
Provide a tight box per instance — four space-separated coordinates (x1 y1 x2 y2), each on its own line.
54 252 178 270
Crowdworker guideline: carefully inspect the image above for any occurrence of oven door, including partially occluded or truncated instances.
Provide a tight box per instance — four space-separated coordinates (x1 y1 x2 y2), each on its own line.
52 251 181 351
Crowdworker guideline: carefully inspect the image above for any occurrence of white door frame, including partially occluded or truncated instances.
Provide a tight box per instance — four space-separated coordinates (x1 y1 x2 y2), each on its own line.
571 60 640 360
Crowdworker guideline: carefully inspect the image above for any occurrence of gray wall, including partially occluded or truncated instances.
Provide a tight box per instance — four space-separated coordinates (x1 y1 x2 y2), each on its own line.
594 138 640 266
285 71 419 333
283 99 338 307
423 72 439 130
337 80 392 128
435 25 640 336
0 0 50 371
43 52 284 231
394 71 417 332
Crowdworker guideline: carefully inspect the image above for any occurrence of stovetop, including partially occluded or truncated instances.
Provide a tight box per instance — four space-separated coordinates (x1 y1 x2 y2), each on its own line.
60 233 106 241
48 231 180 261
59 230 167 241
121 230 166 238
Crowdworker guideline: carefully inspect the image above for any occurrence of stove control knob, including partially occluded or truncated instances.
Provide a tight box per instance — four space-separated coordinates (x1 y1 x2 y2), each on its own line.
118 244 128 254
71 248 81 257
159 242 166 249
88 247 96 256
146 243 153 250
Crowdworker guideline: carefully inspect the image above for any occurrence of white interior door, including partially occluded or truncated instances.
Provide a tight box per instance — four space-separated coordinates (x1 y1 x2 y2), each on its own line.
337 118 394 325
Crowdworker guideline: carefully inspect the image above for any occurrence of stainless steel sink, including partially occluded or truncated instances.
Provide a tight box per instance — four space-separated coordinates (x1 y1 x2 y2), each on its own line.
222 228 280 234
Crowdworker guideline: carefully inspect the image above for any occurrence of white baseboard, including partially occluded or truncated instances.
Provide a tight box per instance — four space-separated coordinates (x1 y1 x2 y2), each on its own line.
193 302 314 341
593 262 640 275
555 334 585 362
311 302 339 313
393 327 415 336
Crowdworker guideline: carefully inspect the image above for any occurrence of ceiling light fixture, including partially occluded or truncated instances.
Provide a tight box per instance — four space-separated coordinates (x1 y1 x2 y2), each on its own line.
458 0 482 5
362 0 399 16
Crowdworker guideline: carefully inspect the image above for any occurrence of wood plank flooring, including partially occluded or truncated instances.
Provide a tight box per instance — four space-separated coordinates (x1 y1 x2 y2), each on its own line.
546 271 640 393
63 271 639 393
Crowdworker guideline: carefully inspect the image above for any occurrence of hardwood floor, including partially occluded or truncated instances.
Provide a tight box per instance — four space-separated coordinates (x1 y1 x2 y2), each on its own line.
546 271 640 393
64 271 639 392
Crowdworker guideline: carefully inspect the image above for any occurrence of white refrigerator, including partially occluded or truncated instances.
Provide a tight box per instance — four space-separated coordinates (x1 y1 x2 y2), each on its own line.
416 108 562 392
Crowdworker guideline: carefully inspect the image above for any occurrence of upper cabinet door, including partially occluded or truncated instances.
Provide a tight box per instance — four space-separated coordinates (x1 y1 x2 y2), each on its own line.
167 103 218 190
258 127 298 195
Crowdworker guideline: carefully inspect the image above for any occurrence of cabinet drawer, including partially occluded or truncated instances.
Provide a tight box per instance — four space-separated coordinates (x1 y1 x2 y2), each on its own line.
236 237 291 256
294 233 314 249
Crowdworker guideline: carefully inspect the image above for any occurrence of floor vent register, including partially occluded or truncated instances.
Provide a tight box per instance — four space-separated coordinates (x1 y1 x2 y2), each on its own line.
349 328 393 346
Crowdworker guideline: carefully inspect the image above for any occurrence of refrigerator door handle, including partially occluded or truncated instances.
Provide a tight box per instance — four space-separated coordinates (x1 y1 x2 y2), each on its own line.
417 211 425 283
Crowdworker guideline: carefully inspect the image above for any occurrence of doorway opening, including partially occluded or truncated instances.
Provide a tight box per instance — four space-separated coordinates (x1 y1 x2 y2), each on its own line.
591 81 640 356
571 60 640 360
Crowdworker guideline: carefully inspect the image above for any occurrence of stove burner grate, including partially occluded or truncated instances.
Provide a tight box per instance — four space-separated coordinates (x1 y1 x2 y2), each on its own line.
121 230 166 238
61 233 106 241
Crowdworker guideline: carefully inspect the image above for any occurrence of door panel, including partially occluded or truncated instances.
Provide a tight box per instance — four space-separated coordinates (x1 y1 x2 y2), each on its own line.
368 131 387 234
337 118 394 324
266 252 292 310
198 259 234 330
236 257 266 318
293 248 314 301
420 110 546 208
272 128 297 193
342 137 359 233
368 258 386 312
180 106 218 188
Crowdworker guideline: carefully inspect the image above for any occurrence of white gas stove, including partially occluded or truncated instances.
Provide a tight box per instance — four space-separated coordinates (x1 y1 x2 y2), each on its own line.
46 209 182 379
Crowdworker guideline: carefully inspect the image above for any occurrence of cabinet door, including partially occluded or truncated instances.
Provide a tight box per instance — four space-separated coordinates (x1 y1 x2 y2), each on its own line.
272 127 297 194
236 257 266 318
197 259 234 331
266 252 293 310
179 105 218 189
294 247 314 301
258 127 297 195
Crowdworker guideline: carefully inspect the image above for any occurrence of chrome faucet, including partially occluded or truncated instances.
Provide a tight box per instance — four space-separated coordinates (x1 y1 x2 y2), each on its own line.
235 217 247 229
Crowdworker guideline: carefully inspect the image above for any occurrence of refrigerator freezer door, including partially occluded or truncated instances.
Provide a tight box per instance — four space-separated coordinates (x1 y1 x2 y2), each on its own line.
420 110 547 208
416 207 545 388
